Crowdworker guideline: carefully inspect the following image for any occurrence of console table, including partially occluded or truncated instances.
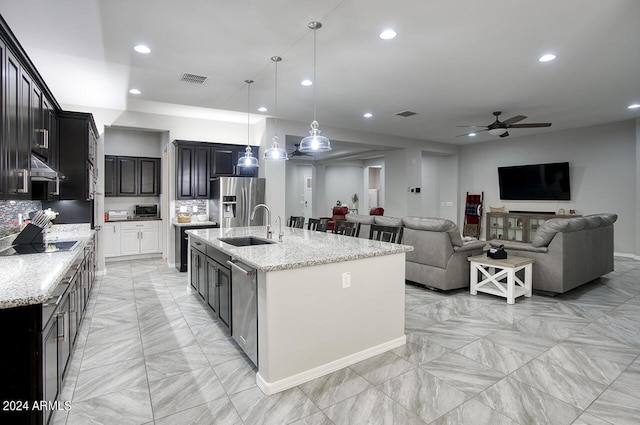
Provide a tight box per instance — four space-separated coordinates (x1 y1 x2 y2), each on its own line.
486 212 577 242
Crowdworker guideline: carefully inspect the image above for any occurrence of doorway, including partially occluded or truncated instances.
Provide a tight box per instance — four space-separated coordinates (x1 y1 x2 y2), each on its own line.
303 174 312 219
367 166 382 211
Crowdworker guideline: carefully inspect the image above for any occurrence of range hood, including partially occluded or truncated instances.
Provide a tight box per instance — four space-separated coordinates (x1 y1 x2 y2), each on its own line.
31 155 65 181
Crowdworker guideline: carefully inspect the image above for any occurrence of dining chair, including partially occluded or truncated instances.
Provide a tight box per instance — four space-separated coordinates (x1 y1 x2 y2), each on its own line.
369 224 403 243
332 220 357 237
288 216 305 228
307 218 329 232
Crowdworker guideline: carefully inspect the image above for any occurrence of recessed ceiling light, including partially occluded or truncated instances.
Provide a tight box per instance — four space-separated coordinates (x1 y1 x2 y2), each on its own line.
468 133 477 137
134 44 151 54
538 53 556 62
129 88 141 95
379 29 397 40
257 106 268 112
363 113 373 118
301 79 313 86
628 103 640 109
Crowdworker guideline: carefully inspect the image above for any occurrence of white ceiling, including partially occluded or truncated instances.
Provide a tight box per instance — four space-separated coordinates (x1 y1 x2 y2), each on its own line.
2 0 639 148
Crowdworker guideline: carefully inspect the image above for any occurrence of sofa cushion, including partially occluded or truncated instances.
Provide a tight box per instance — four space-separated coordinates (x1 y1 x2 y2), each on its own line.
346 214 375 224
584 215 603 229
374 216 403 227
588 213 617 226
403 216 463 246
531 217 588 247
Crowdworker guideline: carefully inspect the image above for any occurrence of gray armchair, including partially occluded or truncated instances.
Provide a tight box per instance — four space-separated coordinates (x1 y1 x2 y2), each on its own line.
403 217 486 290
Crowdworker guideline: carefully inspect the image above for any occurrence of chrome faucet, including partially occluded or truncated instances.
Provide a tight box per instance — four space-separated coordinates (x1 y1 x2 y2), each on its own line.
251 204 273 239
276 216 284 242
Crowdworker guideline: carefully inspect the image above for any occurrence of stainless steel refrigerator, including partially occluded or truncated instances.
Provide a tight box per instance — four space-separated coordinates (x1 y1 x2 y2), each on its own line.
209 177 266 228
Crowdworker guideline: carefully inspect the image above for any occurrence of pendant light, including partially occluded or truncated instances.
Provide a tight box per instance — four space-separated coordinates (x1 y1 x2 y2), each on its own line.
299 21 331 153
264 56 288 161
237 79 259 168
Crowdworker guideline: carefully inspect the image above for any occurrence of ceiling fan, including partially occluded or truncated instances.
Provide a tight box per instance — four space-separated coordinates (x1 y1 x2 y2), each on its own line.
289 144 313 158
456 111 552 138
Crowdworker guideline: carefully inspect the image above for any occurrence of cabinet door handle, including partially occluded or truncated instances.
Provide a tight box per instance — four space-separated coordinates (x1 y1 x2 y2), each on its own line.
56 311 67 342
18 169 29 193
49 175 60 196
42 294 62 308
227 261 252 276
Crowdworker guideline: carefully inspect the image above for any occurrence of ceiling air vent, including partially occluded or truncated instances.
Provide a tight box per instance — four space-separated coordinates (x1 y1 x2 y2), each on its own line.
395 110 417 117
180 73 208 85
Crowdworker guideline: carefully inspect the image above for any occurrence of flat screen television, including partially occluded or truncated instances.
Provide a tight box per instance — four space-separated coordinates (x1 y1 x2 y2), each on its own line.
498 162 570 200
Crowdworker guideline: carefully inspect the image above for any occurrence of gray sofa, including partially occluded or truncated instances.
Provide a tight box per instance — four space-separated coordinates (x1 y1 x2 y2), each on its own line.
490 213 617 294
346 214 486 290
402 217 486 290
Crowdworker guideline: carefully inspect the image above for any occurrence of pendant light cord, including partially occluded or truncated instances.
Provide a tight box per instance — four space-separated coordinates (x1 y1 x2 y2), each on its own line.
312 26 317 122
246 80 252 147
274 59 278 137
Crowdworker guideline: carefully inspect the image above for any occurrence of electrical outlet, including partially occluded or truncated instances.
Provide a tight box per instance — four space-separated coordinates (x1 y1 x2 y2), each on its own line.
446 201 453 207
342 272 351 288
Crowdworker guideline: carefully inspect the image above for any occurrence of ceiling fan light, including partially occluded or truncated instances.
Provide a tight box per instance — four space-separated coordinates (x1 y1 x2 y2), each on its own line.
488 128 508 136
628 103 640 109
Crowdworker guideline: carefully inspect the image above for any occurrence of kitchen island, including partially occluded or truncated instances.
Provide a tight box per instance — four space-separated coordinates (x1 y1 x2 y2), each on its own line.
186 226 412 395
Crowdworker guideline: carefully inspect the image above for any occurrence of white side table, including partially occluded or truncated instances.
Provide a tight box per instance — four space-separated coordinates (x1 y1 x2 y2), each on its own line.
467 254 534 304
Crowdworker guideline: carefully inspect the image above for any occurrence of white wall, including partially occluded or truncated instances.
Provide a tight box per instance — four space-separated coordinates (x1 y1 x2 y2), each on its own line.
324 165 364 213
460 119 637 255
285 162 312 219
104 127 163 157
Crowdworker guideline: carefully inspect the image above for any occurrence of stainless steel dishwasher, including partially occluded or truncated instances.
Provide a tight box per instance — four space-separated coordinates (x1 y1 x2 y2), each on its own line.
228 260 258 366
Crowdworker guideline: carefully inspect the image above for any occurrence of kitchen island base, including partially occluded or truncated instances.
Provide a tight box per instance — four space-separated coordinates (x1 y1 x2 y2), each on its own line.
256 253 406 395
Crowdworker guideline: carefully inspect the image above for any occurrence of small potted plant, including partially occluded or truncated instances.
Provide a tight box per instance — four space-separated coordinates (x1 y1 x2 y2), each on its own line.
351 193 359 208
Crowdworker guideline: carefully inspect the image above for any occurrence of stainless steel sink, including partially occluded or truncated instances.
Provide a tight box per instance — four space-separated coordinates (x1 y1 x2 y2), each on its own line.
219 236 276 247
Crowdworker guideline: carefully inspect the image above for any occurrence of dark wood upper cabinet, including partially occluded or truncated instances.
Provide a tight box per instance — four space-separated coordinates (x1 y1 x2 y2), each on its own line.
177 144 195 199
105 155 160 197
211 148 235 176
175 140 259 199
194 145 210 198
57 111 97 201
139 157 160 196
3 48 32 199
116 156 137 196
104 155 116 196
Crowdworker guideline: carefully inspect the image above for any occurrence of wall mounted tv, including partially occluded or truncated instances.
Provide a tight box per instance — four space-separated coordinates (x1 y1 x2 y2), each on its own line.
498 162 571 200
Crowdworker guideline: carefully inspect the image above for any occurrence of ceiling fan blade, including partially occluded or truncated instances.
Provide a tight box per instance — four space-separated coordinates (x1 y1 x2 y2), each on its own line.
455 129 489 138
509 123 552 128
501 115 527 126
499 131 510 138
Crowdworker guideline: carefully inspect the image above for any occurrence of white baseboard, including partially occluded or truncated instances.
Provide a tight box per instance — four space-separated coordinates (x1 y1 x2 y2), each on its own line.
96 269 106 276
614 252 640 261
255 335 406 396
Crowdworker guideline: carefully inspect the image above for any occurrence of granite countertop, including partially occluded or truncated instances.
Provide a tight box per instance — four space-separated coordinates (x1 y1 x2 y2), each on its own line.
173 219 218 227
0 224 95 309
186 226 413 272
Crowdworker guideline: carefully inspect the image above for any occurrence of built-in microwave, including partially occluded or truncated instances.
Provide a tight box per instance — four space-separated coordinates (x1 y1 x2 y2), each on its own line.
134 204 159 218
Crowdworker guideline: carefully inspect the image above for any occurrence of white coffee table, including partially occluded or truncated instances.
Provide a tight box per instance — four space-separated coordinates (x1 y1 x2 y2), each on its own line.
467 254 534 304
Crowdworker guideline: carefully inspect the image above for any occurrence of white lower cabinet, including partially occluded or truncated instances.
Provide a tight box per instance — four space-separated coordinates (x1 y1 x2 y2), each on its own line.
104 220 161 258
103 222 121 257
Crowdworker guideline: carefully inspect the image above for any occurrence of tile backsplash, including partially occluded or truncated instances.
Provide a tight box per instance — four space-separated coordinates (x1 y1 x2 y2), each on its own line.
174 200 207 216
0 200 42 237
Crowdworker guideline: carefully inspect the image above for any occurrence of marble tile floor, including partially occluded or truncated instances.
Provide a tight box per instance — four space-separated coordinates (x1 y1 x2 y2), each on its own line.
52 257 640 425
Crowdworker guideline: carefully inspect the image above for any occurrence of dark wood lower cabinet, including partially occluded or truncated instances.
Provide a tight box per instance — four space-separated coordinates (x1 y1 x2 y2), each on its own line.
189 240 231 333
0 240 94 425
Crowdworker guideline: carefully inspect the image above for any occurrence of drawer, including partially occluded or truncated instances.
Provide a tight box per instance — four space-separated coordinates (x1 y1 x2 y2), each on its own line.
120 220 159 230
